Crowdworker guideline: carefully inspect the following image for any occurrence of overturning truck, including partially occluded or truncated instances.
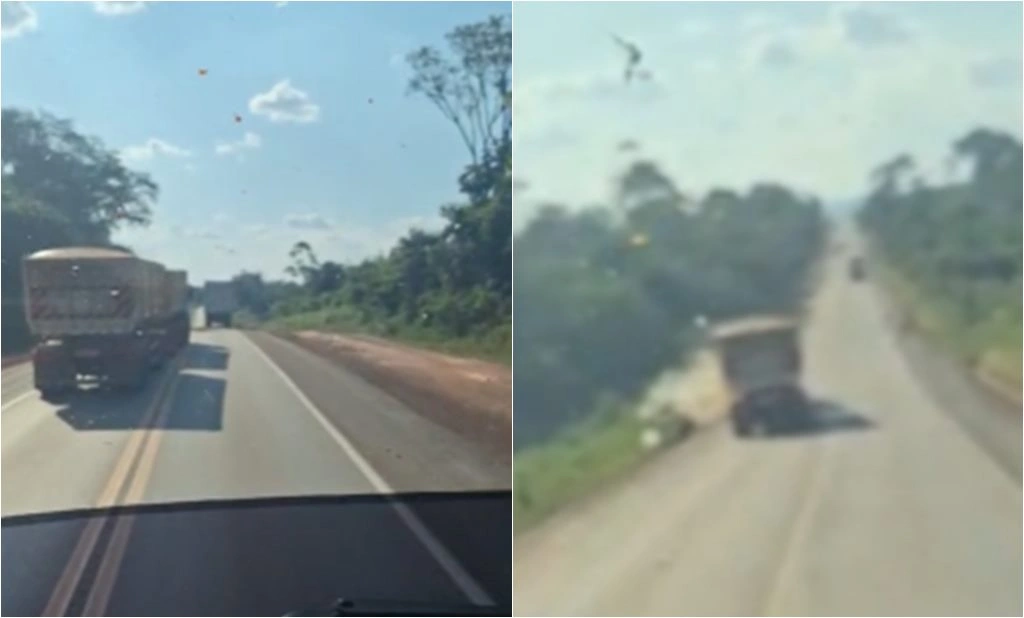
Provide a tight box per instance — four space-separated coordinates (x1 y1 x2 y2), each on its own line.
710 315 808 436
22 247 190 399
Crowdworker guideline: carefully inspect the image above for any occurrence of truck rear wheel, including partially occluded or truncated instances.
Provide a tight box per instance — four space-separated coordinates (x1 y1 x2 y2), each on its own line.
38 384 72 401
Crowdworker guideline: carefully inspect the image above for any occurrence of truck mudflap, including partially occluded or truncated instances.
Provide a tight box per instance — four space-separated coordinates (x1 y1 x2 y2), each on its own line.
33 335 151 396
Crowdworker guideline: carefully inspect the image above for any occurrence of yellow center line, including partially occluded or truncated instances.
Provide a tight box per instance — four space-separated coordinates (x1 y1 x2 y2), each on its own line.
82 377 179 616
42 358 183 617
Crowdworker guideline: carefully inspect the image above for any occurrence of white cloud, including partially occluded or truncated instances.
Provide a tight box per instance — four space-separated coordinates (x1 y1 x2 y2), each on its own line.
284 213 331 230
244 224 270 236
739 12 783 34
1 2 38 40
249 80 321 124
92 2 145 16
837 4 911 48
120 138 192 163
214 131 262 156
184 227 220 240
677 20 712 38
744 33 800 70
970 56 1022 89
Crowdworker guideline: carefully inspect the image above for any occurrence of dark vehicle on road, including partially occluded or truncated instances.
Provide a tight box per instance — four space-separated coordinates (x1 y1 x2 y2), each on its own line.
711 316 808 437
849 256 866 281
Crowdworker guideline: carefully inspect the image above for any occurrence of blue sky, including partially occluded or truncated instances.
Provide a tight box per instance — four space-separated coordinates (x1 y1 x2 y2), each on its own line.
2 0 507 282
514 1 1022 226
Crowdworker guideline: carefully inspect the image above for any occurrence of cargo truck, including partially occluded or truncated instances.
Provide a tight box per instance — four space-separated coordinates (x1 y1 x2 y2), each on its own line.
167 270 190 351
22 247 187 398
202 281 238 328
710 315 807 436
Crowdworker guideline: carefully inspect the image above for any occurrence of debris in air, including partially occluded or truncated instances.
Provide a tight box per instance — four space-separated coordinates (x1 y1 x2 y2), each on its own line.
618 139 640 153
234 114 242 123
629 233 649 248
198 68 208 77
368 97 374 104
612 34 644 84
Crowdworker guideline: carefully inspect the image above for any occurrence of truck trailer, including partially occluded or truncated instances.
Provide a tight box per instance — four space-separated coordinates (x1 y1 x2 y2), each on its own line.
202 281 238 328
22 247 188 398
167 269 190 351
710 315 807 436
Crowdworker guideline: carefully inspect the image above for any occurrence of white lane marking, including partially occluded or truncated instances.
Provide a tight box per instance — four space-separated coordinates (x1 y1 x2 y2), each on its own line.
762 444 834 616
240 332 495 606
1 390 35 412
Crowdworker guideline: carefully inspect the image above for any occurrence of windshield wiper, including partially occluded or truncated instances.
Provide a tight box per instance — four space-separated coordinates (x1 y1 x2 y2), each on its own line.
286 597 510 616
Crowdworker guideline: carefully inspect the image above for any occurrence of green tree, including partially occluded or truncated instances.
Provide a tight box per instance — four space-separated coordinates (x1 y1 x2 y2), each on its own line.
406 14 511 167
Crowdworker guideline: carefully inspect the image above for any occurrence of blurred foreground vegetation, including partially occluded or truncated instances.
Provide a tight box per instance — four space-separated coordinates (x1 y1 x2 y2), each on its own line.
515 163 826 449
513 160 826 528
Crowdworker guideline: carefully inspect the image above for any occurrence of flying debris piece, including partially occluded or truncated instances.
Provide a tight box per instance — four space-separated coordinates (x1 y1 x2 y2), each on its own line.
629 233 649 248
198 68 208 76
368 97 374 104
234 114 243 123
617 139 640 153
612 34 643 84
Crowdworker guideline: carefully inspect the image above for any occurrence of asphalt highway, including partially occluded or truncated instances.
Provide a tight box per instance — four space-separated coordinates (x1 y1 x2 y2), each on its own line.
2 329 511 616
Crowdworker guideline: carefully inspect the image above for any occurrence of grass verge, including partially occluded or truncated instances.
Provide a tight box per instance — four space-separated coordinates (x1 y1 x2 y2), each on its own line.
869 251 1021 404
514 404 691 533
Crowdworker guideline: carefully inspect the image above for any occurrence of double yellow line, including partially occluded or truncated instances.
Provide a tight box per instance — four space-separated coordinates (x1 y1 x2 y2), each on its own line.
43 357 184 617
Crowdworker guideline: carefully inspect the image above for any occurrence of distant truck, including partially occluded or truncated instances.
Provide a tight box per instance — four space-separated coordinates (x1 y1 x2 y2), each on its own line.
202 281 238 328
22 247 188 398
710 315 807 436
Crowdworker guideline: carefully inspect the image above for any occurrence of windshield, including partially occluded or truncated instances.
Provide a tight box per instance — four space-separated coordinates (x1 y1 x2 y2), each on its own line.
513 2 1022 616
1 1 511 615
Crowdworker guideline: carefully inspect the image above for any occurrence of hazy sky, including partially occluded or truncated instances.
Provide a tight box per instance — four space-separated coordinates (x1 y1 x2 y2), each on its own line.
514 1 1022 225
2 1 505 282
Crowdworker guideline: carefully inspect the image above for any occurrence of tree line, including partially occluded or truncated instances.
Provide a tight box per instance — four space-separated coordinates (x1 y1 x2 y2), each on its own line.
230 16 512 358
514 161 826 448
858 127 1022 382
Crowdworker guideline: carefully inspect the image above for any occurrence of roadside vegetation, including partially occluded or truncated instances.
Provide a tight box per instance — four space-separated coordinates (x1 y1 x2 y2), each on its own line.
513 160 826 528
858 127 1022 398
226 16 512 363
